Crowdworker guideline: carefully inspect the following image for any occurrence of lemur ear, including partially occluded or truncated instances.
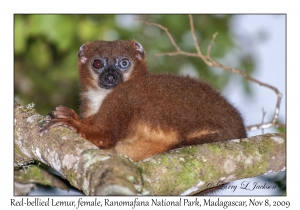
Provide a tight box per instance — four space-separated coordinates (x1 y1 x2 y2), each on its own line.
132 40 144 60
78 43 89 64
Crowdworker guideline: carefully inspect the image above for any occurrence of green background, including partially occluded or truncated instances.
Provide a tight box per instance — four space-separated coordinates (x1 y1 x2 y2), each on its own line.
14 14 255 115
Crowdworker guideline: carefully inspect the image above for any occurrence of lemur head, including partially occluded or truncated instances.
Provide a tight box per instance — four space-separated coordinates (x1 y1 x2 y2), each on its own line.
77 40 147 90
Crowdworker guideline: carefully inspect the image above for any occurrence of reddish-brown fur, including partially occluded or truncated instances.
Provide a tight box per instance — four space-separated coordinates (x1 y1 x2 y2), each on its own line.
40 40 246 162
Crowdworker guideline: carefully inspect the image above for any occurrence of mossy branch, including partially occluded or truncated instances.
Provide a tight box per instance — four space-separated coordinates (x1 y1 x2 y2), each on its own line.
138 133 285 195
14 101 286 195
14 101 143 195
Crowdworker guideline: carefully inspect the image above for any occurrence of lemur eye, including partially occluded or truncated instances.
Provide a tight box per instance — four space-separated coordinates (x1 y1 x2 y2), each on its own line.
93 59 104 69
119 59 130 68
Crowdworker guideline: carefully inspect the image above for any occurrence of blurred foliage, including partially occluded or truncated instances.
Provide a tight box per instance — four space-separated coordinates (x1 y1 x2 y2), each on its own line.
14 14 256 115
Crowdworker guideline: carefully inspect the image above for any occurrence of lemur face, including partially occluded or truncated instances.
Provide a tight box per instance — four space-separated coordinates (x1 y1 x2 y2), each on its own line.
77 40 145 89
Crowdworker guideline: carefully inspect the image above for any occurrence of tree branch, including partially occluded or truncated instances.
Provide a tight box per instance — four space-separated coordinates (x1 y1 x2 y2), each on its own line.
14 101 286 195
14 101 143 195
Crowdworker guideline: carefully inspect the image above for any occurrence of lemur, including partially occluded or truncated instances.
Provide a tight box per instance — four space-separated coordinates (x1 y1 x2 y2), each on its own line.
40 40 247 162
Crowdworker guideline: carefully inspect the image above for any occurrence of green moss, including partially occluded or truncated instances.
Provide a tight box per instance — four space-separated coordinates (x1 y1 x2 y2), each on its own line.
235 138 276 178
18 103 36 114
258 139 275 155
15 166 45 183
238 159 269 179
14 145 22 156
207 143 225 155
178 145 198 154
141 151 216 195
161 156 168 165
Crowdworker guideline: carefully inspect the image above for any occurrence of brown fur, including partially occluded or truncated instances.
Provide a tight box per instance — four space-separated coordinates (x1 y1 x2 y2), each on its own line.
40 40 247 162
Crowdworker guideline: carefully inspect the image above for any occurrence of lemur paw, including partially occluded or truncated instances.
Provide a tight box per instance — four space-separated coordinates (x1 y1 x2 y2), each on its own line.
39 105 81 136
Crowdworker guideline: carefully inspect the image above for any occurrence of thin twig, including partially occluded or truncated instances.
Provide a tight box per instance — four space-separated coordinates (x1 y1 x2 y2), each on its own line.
189 15 202 57
138 19 181 53
208 59 283 131
261 108 267 134
154 52 199 58
207 32 218 59
138 15 284 132
139 18 213 65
